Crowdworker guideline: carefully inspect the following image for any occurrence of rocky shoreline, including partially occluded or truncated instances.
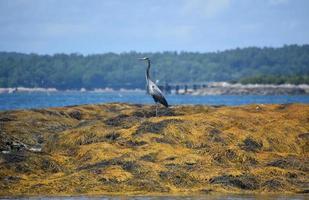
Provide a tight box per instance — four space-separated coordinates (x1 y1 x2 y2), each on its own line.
0 103 308 196
191 83 309 95
2 83 309 96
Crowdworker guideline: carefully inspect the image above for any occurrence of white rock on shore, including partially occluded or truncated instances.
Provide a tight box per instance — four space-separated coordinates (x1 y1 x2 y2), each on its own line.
192 82 309 95
0 87 58 94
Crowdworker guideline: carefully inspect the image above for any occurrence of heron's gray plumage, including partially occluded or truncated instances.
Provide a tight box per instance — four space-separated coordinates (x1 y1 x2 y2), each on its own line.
149 80 168 107
140 57 168 108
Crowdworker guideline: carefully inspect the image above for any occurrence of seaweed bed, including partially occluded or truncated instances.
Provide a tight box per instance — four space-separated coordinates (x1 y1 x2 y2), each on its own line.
0 103 308 196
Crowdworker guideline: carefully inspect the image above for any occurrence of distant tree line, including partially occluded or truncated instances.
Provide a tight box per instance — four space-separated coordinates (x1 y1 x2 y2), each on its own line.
239 75 309 85
0 44 308 89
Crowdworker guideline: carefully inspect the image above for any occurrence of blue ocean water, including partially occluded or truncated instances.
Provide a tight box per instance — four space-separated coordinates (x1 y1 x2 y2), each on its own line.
0 91 309 111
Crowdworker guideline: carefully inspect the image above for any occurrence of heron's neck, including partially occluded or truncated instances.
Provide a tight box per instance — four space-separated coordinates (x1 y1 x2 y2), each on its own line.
145 60 151 83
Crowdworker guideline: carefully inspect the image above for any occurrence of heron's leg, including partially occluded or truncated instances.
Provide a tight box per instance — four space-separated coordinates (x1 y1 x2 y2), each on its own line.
155 102 158 117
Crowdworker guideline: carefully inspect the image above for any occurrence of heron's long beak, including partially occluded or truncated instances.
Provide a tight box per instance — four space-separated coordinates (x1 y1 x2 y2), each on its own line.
138 58 145 60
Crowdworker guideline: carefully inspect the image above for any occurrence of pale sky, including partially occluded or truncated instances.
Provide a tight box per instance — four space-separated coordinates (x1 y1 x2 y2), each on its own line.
0 0 308 54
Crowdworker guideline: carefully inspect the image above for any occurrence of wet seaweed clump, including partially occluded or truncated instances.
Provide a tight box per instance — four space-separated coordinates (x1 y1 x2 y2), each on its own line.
208 128 225 143
41 159 62 173
210 174 260 190
134 119 184 135
240 137 263 152
2 152 26 163
262 179 285 191
0 115 15 122
131 105 181 118
104 132 120 141
140 152 158 162
266 157 307 171
68 110 82 120
125 140 148 147
104 114 140 128
159 170 198 188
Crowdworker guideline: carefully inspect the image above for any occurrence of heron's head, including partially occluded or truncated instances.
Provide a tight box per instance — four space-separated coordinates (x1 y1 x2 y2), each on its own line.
138 57 150 61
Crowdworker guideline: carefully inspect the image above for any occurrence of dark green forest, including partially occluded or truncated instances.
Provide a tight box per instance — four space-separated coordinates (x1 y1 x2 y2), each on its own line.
0 45 309 89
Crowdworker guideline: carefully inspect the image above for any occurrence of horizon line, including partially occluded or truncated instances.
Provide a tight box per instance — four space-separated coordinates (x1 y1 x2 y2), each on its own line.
0 43 308 56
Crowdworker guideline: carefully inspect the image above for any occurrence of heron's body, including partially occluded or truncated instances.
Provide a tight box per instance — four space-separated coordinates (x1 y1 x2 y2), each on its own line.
140 57 168 115
147 79 168 107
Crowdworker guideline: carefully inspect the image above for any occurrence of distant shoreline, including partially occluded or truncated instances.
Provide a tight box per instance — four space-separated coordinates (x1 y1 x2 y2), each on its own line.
190 82 309 95
0 87 144 94
1 82 309 95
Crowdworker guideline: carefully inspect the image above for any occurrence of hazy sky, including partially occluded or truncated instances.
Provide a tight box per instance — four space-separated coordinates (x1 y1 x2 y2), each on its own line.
0 0 308 54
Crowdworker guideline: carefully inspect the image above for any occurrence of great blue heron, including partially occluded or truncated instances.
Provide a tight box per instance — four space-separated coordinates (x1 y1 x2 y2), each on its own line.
139 57 168 116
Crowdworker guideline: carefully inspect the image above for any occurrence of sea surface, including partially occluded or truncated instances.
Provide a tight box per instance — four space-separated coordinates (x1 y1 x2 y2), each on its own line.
0 91 309 110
